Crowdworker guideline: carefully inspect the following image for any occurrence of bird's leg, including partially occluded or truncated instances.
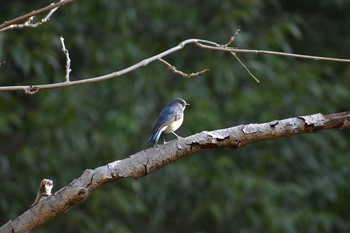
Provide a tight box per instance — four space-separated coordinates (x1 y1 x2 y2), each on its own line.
172 132 182 139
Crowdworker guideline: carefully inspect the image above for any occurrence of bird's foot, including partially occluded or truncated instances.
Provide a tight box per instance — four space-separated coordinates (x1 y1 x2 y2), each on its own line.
172 132 182 139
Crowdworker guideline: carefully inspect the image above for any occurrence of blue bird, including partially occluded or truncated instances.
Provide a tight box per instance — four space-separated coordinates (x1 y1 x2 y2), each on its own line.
147 98 189 145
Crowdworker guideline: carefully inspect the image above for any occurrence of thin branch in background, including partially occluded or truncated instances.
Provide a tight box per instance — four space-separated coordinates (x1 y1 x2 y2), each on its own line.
60 36 71 82
158 58 209 78
0 38 229 93
195 42 350 63
0 0 74 31
0 36 349 93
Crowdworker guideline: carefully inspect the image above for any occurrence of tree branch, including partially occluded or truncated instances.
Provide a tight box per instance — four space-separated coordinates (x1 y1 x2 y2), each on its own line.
195 42 350 63
0 0 74 31
1 36 349 94
1 111 349 233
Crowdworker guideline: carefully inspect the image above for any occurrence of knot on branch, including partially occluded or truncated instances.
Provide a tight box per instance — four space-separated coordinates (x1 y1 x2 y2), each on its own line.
24 86 40 95
31 179 53 207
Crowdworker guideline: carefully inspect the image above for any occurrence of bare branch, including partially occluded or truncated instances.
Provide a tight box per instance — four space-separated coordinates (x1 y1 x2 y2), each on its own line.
158 58 209 78
0 36 349 93
1 111 349 233
195 43 350 63
0 38 220 93
60 36 71 82
0 0 74 31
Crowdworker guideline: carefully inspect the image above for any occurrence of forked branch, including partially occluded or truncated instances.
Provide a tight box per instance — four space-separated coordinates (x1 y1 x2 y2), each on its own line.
1 35 349 94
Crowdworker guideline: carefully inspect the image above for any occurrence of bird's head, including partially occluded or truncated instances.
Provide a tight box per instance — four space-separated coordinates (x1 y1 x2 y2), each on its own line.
169 98 189 110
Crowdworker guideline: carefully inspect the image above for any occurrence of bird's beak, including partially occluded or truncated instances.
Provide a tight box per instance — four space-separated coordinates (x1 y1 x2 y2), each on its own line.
186 103 190 106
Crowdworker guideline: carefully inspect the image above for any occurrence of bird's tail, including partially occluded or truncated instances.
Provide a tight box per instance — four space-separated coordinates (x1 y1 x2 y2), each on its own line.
147 130 162 144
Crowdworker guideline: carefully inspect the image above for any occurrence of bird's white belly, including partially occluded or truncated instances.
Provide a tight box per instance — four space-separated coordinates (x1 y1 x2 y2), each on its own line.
164 116 184 133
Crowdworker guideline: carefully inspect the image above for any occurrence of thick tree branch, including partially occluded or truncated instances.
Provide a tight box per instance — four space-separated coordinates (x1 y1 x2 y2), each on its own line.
1 111 349 233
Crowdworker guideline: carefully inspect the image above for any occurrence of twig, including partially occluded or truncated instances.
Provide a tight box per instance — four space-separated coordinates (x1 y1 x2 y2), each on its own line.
221 29 260 83
224 28 241 47
158 58 209 78
0 0 74 31
60 36 71 82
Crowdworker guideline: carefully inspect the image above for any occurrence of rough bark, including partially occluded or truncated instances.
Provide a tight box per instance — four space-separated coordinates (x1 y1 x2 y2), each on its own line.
1 111 349 233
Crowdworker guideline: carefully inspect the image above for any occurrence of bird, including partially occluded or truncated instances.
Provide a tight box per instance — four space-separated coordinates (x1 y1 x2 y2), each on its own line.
147 98 189 145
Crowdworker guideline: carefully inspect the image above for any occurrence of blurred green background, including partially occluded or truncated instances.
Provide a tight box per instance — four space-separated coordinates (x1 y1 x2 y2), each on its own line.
1 0 350 232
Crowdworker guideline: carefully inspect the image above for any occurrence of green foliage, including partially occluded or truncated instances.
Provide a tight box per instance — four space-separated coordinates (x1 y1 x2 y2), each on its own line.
0 0 350 232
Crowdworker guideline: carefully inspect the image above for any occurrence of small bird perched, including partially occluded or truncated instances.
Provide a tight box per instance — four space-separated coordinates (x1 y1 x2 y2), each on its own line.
147 98 189 145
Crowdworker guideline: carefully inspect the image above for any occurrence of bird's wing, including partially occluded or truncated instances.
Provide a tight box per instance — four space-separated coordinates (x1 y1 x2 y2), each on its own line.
150 112 182 133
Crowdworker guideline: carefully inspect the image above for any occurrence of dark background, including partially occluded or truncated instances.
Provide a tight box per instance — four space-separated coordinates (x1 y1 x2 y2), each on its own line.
0 1 350 232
